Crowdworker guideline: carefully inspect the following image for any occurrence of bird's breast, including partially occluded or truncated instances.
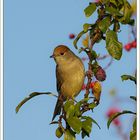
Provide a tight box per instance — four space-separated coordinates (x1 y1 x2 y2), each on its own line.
57 59 85 98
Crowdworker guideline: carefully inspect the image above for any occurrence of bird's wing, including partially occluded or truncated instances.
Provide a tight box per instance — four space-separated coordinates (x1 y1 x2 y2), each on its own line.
56 65 63 94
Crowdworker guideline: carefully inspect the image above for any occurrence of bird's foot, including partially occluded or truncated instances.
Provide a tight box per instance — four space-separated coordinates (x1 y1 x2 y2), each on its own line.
67 97 77 103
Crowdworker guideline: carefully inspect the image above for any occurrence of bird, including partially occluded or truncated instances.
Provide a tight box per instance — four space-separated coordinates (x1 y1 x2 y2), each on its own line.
50 45 85 121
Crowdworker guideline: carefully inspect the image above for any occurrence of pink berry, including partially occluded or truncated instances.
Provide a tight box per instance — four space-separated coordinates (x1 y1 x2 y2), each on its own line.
107 108 120 117
95 66 106 81
106 107 121 126
113 119 121 126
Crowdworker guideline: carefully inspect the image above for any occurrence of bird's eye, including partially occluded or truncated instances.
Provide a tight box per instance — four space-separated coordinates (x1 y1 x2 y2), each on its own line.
60 52 64 55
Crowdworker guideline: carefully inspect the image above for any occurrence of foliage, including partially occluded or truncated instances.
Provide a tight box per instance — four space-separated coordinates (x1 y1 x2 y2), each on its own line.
73 0 134 60
107 75 137 140
16 0 136 140
130 118 136 140
15 92 57 113
121 74 136 84
107 110 136 129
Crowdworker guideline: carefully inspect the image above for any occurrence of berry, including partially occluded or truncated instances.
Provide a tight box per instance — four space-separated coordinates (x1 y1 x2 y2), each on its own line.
124 40 137 51
106 107 121 126
113 119 121 126
90 82 95 88
124 44 131 51
92 81 102 102
107 108 120 117
92 81 102 94
69 34 75 39
131 40 136 48
81 84 86 90
95 66 106 81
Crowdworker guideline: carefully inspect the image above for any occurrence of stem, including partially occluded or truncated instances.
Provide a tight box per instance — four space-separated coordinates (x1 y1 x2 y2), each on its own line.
97 54 109 60
83 6 108 100
90 32 100 49
84 28 101 98
85 62 92 98
131 27 136 40
104 57 113 70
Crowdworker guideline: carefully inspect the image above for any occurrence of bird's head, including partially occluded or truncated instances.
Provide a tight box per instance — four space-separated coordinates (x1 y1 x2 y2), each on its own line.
50 45 75 64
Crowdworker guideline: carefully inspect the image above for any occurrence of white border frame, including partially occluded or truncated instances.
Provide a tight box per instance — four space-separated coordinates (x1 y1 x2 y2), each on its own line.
0 0 139 140
0 0 3 139
137 0 140 140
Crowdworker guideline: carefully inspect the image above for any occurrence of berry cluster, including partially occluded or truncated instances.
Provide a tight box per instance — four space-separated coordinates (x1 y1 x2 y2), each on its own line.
124 40 136 51
82 81 95 90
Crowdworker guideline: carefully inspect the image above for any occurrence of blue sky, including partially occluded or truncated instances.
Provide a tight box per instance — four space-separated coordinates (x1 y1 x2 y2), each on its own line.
4 0 136 140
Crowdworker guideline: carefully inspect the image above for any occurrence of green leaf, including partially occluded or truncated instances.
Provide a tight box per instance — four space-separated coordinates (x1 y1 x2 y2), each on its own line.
127 19 135 25
106 30 118 44
64 100 74 112
130 118 137 140
90 118 101 129
88 103 96 109
107 110 136 129
15 92 57 113
83 23 92 32
64 129 76 140
130 96 136 101
81 130 89 139
66 104 75 119
106 30 122 60
118 1 133 24
55 127 63 138
121 75 136 84
73 30 87 49
133 118 136 131
113 22 120 32
81 116 101 129
50 121 59 125
74 102 81 117
130 131 136 140
64 100 75 119
90 50 98 61
82 118 92 136
106 39 122 60
84 3 96 17
110 0 118 6
91 61 99 74
105 6 123 16
67 117 82 134
98 17 111 33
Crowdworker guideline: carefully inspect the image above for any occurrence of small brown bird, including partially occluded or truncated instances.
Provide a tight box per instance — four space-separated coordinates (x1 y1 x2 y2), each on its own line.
50 45 85 121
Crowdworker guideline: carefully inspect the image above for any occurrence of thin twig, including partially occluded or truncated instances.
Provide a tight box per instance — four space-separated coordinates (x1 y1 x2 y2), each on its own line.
131 27 136 40
104 57 113 70
117 126 128 140
97 54 110 60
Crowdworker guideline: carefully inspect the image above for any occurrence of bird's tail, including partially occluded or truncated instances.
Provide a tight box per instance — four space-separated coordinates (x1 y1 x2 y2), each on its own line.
52 97 63 121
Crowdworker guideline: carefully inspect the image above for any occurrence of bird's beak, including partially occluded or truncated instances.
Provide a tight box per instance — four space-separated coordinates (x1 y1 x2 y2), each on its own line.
50 54 55 58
